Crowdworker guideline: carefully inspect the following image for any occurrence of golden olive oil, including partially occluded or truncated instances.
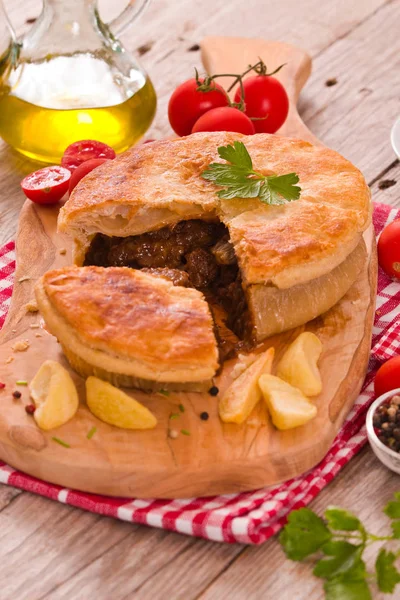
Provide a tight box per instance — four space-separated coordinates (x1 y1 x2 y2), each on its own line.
0 79 156 163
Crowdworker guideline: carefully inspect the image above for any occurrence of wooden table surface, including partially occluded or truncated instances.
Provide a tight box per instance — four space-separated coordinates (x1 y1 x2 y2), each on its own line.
0 0 399 598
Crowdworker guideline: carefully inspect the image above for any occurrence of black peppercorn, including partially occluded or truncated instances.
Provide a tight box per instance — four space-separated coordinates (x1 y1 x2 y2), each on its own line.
208 386 219 396
12 390 21 399
200 411 209 421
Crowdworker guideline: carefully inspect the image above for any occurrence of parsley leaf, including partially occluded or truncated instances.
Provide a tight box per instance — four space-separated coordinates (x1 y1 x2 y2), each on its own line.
279 507 332 560
279 493 400 599
384 492 400 519
201 141 301 205
217 140 253 169
324 573 372 600
314 541 363 580
324 508 363 532
376 549 400 593
391 521 400 539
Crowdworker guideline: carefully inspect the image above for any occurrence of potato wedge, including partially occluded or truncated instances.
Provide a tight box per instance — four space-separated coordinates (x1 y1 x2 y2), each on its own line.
259 374 317 430
29 360 79 431
219 347 274 424
276 332 323 396
86 376 157 429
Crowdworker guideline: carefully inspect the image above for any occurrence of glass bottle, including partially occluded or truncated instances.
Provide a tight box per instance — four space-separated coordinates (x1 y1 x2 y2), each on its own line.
0 0 157 163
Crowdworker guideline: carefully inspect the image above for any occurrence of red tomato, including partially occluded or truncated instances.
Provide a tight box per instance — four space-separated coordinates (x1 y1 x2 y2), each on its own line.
168 79 229 137
375 356 400 397
191 107 255 135
234 76 289 134
61 140 116 171
69 158 110 194
378 220 400 279
21 166 71 204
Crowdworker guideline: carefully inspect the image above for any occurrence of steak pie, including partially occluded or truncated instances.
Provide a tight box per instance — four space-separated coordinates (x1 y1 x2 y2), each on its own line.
52 132 370 389
35 266 219 391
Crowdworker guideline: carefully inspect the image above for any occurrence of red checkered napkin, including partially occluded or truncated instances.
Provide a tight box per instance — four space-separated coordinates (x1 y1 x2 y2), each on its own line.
0 203 398 544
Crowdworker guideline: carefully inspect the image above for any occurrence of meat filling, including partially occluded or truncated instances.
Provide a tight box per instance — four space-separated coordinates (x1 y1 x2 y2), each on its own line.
84 220 251 354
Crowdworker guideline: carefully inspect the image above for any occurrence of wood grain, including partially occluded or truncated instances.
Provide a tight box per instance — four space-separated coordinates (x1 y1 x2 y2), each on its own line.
0 0 398 598
0 39 376 499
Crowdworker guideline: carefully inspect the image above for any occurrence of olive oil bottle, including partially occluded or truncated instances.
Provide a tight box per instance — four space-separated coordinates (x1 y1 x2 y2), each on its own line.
0 0 157 163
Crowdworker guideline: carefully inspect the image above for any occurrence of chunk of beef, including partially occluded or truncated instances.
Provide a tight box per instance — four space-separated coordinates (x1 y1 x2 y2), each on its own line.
173 220 224 251
185 248 218 288
107 238 185 268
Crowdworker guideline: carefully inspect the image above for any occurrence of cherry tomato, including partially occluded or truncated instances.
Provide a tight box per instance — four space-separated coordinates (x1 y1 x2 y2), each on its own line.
21 166 71 204
191 107 255 135
61 140 116 172
168 79 229 137
234 76 289 134
375 356 400 397
69 158 110 194
378 220 400 279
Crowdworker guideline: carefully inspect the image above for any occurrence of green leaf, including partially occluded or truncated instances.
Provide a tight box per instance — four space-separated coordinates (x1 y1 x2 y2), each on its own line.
279 507 332 561
201 163 251 185
324 507 362 532
375 549 400 593
258 184 288 205
200 141 301 205
217 180 261 200
217 141 253 169
324 574 372 600
266 173 301 201
391 521 400 539
313 541 363 580
384 492 400 519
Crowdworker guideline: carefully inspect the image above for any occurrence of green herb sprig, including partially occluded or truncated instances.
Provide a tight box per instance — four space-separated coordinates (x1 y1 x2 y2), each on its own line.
201 141 301 205
279 492 400 599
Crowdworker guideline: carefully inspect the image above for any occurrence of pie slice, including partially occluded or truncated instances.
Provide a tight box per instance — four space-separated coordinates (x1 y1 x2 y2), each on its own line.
35 266 219 391
57 132 371 347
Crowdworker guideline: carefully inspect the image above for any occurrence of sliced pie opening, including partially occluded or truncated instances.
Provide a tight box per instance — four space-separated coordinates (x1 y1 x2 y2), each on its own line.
83 219 252 359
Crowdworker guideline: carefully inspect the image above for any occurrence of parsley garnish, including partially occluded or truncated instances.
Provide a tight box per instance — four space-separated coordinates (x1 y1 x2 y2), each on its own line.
86 426 97 440
201 141 301 205
52 436 70 448
279 493 400 598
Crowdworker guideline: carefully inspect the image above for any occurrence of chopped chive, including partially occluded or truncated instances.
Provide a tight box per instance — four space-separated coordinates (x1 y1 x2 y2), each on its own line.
179 403 185 413
52 436 71 448
158 389 170 397
169 413 180 420
181 429 190 436
87 426 97 440
16 380 28 386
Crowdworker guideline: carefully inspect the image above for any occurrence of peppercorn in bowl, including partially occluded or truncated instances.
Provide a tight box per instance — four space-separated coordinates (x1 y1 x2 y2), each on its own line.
367 388 400 474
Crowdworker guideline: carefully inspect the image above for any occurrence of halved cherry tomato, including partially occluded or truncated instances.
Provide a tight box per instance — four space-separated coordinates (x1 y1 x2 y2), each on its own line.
168 79 229 137
234 76 289 134
378 220 400 279
191 107 255 135
375 356 400 397
21 166 71 204
61 140 116 172
69 158 110 194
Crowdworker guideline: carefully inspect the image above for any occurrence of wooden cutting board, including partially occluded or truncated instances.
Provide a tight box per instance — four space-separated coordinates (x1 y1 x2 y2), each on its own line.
0 38 377 499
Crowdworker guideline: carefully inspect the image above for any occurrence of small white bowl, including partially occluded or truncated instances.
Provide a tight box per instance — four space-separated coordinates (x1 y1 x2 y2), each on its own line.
391 117 400 158
366 388 400 474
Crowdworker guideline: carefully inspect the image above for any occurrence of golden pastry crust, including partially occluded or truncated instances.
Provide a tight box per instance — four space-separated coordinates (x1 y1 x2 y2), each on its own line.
58 132 371 288
35 266 219 383
247 238 367 339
